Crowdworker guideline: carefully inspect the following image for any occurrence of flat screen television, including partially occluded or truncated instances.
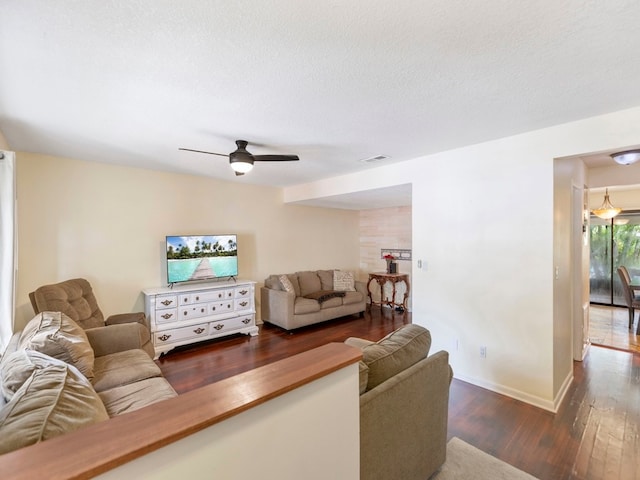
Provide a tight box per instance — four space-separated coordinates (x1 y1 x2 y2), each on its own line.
166 234 238 285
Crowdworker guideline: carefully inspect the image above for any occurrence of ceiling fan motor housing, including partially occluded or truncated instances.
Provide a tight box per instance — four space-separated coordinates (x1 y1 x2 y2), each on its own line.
230 140 254 173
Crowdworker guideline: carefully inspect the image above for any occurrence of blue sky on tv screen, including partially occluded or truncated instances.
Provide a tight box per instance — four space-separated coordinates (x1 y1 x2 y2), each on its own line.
166 235 237 254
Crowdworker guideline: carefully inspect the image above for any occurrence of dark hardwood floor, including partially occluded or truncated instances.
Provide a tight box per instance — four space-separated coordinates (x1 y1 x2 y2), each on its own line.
156 308 640 480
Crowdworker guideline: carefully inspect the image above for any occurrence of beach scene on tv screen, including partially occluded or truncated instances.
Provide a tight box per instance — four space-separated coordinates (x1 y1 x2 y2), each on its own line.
166 235 238 283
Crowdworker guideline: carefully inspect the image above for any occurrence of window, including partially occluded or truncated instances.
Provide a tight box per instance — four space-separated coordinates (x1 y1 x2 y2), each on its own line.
590 211 640 306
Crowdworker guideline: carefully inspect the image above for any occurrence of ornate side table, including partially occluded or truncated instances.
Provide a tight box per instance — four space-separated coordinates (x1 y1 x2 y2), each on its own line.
367 272 410 311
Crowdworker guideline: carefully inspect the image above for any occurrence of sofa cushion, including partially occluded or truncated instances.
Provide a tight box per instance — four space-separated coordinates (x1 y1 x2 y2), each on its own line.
342 291 364 305
1 349 66 401
317 270 335 290
0 350 108 454
297 271 322 297
334 270 356 291
19 312 95 380
294 297 322 314
358 324 431 391
98 377 177 416
91 349 163 392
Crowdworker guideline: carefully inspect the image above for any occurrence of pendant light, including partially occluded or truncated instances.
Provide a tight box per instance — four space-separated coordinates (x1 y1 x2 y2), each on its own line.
592 188 621 219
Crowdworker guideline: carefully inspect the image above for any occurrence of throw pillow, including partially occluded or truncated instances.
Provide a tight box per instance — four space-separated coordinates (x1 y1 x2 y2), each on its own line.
333 270 356 292
19 311 95 380
279 275 295 293
0 350 108 455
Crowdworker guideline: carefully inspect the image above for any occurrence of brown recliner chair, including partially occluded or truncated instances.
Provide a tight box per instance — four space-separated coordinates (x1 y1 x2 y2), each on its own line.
29 278 154 358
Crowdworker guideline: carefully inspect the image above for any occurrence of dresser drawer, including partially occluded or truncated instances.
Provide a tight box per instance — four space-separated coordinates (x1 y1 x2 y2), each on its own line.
234 286 252 299
179 289 234 305
178 304 209 321
234 298 251 311
156 294 178 310
210 314 255 334
154 308 178 323
208 301 233 315
154 323 209 345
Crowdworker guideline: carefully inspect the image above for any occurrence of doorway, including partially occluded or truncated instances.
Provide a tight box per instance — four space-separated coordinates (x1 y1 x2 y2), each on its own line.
589 210 640 352
589 210 640 306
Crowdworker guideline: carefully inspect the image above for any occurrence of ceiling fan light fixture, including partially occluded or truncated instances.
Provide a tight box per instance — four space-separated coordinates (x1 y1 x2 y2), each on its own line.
229 157 254 173
229 140 254 173
592 188 622 219
611 149 640 165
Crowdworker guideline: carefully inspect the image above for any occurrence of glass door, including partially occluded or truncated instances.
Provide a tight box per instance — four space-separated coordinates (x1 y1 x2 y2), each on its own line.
590 210 640 306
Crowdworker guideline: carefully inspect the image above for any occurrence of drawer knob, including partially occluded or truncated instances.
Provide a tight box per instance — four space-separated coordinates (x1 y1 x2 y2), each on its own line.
158 334 171 342
239 290 248 295
242 318 251 324
213 324 224 330
160 300 173 306
160 313 173 320
194 327 205 334
239 301 248 307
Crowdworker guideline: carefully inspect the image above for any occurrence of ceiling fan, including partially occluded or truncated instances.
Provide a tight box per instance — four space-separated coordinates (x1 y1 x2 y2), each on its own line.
179 140 300 176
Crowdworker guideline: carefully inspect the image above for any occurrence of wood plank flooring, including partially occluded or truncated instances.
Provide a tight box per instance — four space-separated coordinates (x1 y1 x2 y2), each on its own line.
156 308 640 480
589 305 640 354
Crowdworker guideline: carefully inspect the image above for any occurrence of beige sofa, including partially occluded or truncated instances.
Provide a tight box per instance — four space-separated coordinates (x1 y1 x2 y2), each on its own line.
261 270 367 330
346 324 453 480
0 312 177 454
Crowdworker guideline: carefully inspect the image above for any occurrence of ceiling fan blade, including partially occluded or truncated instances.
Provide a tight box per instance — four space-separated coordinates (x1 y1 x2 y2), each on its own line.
178 148 228 157
253 154 300 162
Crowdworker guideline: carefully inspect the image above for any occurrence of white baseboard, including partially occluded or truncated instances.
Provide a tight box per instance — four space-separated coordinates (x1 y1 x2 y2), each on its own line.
454 372 572 413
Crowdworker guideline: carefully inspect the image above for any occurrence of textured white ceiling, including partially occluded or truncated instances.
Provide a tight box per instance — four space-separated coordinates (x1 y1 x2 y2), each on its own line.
2 1 640 191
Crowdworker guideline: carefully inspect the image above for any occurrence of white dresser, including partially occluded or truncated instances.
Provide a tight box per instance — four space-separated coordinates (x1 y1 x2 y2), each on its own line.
143 280 258 359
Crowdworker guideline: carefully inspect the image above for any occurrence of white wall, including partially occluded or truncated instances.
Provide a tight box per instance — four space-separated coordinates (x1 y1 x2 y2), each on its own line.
14 153 360 331
285 105 640 410
96 364 360 480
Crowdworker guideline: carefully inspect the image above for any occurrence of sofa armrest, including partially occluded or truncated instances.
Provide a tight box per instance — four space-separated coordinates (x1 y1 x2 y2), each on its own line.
105 312 147 326
260 287 295 324
85 323 153 358
359 350 451 480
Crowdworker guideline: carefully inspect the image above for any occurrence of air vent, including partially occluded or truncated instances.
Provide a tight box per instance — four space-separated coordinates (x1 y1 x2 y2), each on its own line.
359 155 390 164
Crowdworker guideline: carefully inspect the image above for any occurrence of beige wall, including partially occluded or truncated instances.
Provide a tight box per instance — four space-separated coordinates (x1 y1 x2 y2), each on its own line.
14 153 360 330
359 206 411 307
0 129 9 150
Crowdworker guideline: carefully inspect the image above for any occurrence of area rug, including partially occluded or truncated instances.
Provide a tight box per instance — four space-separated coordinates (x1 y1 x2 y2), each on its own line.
433 437 539 480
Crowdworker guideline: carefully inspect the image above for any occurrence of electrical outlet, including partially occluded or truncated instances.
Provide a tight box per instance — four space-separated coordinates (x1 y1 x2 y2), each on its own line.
480 346 487 358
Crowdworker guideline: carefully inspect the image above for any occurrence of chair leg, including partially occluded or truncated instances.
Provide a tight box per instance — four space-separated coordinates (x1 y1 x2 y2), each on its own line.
629 308 635 330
